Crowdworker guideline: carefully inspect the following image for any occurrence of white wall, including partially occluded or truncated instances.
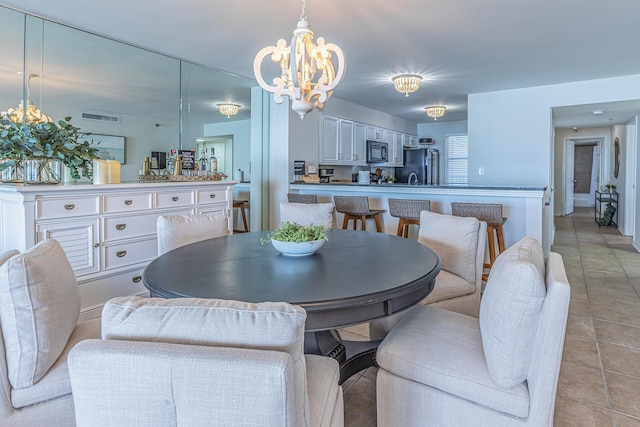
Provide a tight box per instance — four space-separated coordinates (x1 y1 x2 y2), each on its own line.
468 73 640 252
203 119 251 182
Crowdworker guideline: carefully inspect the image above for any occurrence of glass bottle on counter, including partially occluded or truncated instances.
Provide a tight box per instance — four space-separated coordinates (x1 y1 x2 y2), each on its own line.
199 149 208 175
209 148 218 176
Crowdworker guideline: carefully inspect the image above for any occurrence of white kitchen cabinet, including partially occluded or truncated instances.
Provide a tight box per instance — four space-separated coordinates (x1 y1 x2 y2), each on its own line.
383 131 404 167
367 126 386 142
0 181 235 318
403 134 419 148
319 114 367 166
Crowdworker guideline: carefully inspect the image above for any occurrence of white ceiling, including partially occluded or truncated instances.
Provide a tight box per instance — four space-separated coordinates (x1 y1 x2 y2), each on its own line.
3 0 640 127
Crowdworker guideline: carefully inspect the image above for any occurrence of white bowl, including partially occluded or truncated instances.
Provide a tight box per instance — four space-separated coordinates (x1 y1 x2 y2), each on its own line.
270 238 326 257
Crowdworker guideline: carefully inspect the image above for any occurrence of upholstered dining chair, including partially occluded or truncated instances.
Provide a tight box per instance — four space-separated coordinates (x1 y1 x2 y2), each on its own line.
287 193 318 204
280 202 334 229
376 238 570 426
0 240 101 427
68 296 344 427
156 211 229 255
369 210 487 339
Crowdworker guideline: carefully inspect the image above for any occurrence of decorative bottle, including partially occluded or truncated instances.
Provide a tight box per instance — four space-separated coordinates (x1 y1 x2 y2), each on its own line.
199 149 208 174
209 148 218 176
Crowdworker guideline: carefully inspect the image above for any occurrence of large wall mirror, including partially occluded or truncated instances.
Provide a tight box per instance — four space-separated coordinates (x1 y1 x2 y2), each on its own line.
0 5 255 182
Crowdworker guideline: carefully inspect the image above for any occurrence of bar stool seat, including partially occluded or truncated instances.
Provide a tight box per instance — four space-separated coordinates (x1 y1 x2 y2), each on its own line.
287 193 318 204
334 195 386 232
451 202 507 281
232 199 249 233
388 198 431 238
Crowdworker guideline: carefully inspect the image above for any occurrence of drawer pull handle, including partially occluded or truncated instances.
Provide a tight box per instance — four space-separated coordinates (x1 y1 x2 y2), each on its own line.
64 204 75 210
115 224 127 230
124 200 133 205
172 196 179 201
209 194 216 199
132 276 142 283
93 243 100 248
116 250 127 258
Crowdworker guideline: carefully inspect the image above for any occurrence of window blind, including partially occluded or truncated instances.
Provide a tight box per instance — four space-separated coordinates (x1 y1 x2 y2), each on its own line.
445 133 468 184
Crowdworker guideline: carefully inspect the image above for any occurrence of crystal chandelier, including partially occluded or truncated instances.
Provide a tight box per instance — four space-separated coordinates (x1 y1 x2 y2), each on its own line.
217 103 240 118
1 73 52 124
253 0 346 120
425 106 446 120
392 74 422 97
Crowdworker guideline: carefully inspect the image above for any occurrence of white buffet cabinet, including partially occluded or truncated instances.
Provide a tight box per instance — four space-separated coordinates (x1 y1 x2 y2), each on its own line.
0 181 235 320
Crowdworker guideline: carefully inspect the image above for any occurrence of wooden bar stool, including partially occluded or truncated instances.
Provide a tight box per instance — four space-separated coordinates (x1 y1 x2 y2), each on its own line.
232 199 249 233
388 199 431 238
451 202 506 281
334 195 386 232
287 193 318 204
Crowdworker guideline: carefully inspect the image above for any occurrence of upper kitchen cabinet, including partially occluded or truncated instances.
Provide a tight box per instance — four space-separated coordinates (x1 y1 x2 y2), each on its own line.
367 126 386 142
319 114 366 166
384 132 404 167
403 134 418 148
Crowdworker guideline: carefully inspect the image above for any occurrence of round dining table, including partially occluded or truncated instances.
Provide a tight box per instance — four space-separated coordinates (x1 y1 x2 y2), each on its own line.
143 229 440 383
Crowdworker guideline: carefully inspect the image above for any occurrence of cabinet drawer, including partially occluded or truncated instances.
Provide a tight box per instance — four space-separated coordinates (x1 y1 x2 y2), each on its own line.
103 238 157 270
196 188 228 205
78 268 147 312
103 192 153 213
155 190 195 209
36 196 100 220
103 209 192 242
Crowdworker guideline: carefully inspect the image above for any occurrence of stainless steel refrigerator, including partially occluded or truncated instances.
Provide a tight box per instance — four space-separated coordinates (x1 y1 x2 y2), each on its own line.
396 148 439 185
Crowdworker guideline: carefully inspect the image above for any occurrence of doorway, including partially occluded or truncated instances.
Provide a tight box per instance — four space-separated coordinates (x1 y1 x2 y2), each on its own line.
564 138 603 215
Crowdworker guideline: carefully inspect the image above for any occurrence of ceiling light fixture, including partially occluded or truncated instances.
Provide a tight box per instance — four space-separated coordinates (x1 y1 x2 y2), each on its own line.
425 105 446 120
217 103 240 118
392 74 422 97
1 73 52 124
253 0 345 120
591 110 604 115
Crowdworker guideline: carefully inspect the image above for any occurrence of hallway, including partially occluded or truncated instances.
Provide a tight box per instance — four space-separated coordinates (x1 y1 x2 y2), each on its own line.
341 207 640 426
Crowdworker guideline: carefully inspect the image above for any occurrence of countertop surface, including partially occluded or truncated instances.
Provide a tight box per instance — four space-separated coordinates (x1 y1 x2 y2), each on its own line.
292 181 546 191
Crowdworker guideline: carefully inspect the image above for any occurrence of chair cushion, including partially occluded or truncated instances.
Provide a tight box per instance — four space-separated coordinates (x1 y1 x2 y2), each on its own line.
418 211 479 284
0 239 80 390
377 306 530 417
157 211 229 255
280 202 334 229
11 317 100 408
101 296 310 426
0 249 19 266
305 354 342 427
423 269 475 304
480 237 546 388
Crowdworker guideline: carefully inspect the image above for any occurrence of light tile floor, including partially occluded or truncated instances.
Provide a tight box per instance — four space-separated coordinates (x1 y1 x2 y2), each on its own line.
340 207 640 426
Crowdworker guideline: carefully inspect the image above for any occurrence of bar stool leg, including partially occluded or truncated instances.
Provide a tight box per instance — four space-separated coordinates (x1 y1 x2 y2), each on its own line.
360 215 367 231
239 205 248 232
342 215 350 230
373 214 382 232
487 225 497 266
496 225 506 254
397 219 405 237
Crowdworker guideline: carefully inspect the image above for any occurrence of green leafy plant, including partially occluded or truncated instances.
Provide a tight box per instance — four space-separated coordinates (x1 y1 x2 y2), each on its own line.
385 176 396 183
599 202 616 226
0 116 99 178
261 222 328 244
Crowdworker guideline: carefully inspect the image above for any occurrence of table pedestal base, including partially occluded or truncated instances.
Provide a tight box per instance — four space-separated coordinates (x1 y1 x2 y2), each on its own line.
304 330 381 384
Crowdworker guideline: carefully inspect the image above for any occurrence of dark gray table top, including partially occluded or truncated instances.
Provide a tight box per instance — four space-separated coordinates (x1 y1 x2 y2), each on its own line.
143 229 440 331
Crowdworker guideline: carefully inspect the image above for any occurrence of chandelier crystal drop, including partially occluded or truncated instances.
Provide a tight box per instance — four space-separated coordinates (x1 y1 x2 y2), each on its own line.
392 74 422 97
253 0 346 120
425 105 446 120
217 103 240 118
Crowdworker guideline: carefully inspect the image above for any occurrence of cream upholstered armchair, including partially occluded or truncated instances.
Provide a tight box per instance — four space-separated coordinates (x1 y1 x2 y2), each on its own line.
280 202 334 229
376 238 570 426
0 240 101 427
68 296 344 427
156 211 229 255
369 210 487 339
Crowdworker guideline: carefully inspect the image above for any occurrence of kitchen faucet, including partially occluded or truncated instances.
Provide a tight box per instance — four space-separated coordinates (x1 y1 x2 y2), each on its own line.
408 172 418 185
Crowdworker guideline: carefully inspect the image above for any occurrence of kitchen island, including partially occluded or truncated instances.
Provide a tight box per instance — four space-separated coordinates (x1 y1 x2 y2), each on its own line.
290 182 547 249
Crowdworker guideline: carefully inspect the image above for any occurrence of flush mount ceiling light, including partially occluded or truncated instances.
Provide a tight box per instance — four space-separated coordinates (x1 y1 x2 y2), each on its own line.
1 73 52 124
217 103 240 118
425 105 446 120
591 110 604 115
392 74 422 97
253 0 346 120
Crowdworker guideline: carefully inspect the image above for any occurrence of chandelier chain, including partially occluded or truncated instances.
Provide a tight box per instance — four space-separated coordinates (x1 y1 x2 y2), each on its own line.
300 0 307 21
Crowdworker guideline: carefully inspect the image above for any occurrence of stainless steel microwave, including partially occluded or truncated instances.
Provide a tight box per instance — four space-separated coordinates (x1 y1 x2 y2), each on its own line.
366 140 388 163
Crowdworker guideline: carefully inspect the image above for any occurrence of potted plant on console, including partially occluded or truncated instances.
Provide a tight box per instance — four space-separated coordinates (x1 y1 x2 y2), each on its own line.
0 115 98 184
